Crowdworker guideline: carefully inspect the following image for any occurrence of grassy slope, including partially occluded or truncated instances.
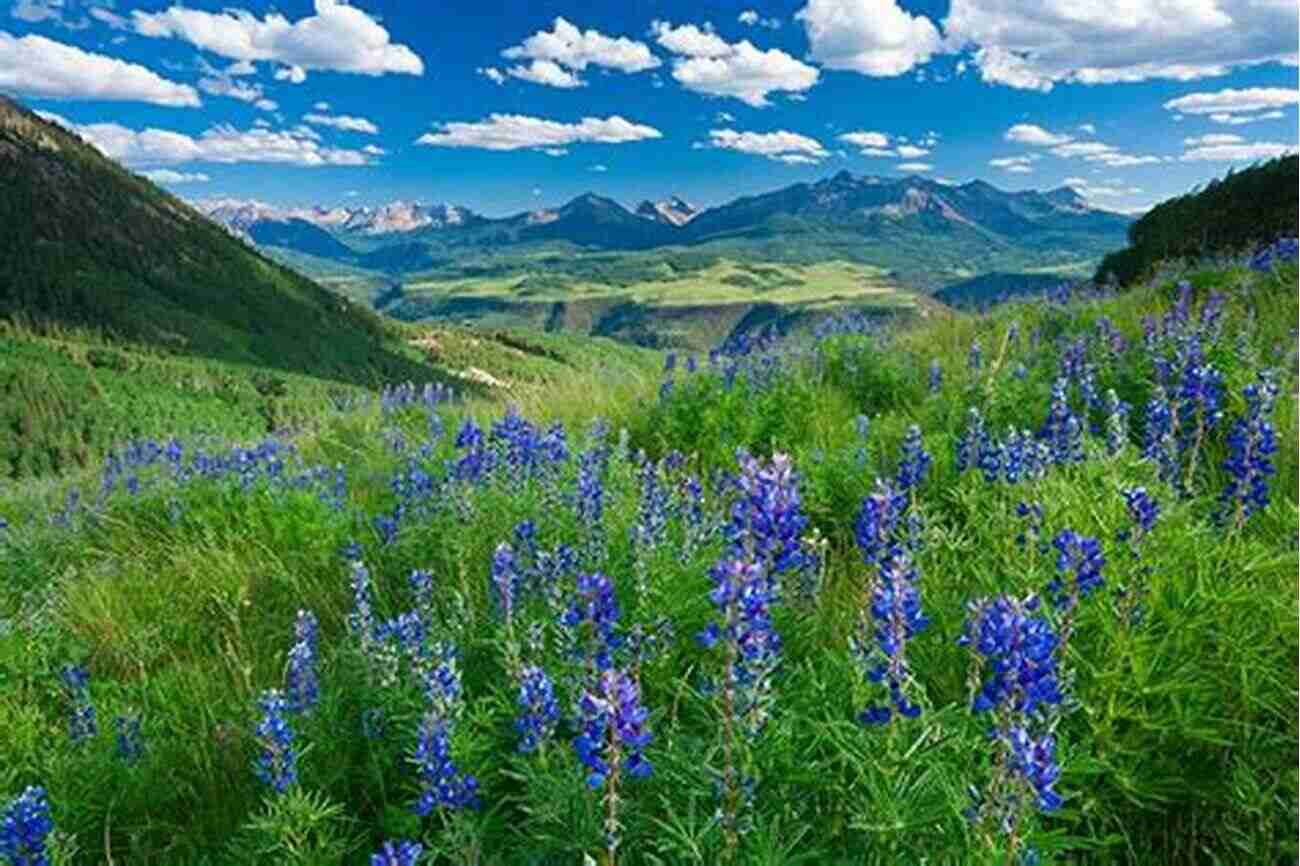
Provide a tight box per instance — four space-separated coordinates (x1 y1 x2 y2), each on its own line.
0 261 1294 865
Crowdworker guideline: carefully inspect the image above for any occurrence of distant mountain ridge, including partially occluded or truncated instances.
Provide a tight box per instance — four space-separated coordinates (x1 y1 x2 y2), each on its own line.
193 172 1131 288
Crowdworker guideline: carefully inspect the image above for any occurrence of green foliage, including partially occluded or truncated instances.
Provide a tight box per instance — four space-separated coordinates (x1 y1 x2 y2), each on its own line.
1096 156 1298 285
0 263 1294 865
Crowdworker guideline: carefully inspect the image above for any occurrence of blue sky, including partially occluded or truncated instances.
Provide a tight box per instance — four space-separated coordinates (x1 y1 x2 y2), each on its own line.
2 0 1296 216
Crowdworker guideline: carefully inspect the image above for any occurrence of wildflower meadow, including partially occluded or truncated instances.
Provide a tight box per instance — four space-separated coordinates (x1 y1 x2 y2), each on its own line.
1 252 1297 865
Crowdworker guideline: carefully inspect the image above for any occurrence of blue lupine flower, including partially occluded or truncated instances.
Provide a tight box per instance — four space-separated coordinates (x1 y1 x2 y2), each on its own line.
701 556 782 737
851 551 929 725
1006 727 1063 813
60 664 97 745
411 715 479 814
115 713 144 765
253 689 297 795
1048 530 1105 611
491 543 520 625
895 425 931 492
632 455 669 552
562 573 622 671
348 561 376 647
515 666 560 754
968 339 982 372
1141 386 1178 483
286 609 320 715
961 594 1062 717
572 668 653 789
1103 390 1130 456
371 839 423 866
1217 371 1280 529
1249 236 1299 272
928 359 942 393
409 569 434 612
727 451 811 586
1 785 53 866
1121 487 1160 537
956 408 985 476
1039 378 1084 466
854 479 907 569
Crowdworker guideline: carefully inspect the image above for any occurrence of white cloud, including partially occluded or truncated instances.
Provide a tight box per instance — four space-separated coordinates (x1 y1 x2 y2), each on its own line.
500 16 658 88
197 61 275 108
253 97 276 111
274 64 306 83
0 31 200 106
838 130 890 149
589 163 608 171
715 111 735 123
652 21 818 107
415 113 662 151
1208 110 1286 125
944 1 1299 91
139 168 209 183
89 6 126 29
312 100 330 111
795 0 942 76
506 59 582 88
989 154 1039 172
361 143 385 155
46 115 375 166
541 147 567 156
895 144 929 158
303 111 379 134
1063 176 1143 198
1183 132 1244 147
1004 123 1072 146
1163 86 1298 116
706 128 829 163
477 66 505 85
131 0 423 76
738 9 781 29
1077 123 1096 134
897 161 933 172
1180 139 1294 161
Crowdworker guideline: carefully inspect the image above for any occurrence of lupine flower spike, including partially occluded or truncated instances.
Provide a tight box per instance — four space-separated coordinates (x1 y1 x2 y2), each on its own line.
1 786 54 866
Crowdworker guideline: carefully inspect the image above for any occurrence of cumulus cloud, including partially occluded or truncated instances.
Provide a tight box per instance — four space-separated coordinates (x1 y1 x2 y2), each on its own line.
45 114 375 166
838 130 890 149
1163 86 1298 117
796 0 942 76
361 143 385 155
1004 123 1072 146
837 129 935 160
652 20 818 107
197 60 275 109
1183 132 1244 147
1077 123 1097 135
477 66 506 84
500 17 658 87
0 31 200 105
415 113 662 151
1063 176 1143 199
738 10 781 29
897 161 933 172
944 0 1299 91
131 0 423 77
139 168 209 183
274 64 306 83
706 128 829 163
989 154 1039 172
589 163 608 171
1208 110 1286 125
895 144 929 158
303 111 379 133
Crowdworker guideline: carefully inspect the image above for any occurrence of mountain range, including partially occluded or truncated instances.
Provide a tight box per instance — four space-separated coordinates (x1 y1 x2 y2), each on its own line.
194 171 1132 289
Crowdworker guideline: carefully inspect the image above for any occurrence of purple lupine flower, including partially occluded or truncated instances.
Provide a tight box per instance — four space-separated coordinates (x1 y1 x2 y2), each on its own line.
409 569 434 612
1141 385 1178 484
956 407 985 476
1039 378 1084 466
114 713 144 765
411 715 479 814
572 668 653 790
1217 371 1280 529
371 839 423 866
253 689 297 795
1 785 53 866
852 551 929 725
961 594 1062 717
699 556 783 738
928 359 942 394
286 610 320 715
895 425 932 492
348 561 376 646
1248 237 1299 272
1121 487 1160 537
632 455 669 553
515 666 560 754
1103 390 1130 456
562 573 622 672
1049 530 1106 611
1005 727 1063 813
727 451 811 585
854 479 907 569
60 664 97 745
968 338 982 372
491 542 520 626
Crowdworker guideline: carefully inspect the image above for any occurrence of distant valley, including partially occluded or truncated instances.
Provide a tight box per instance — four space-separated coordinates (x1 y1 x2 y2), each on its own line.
193 172 1132 341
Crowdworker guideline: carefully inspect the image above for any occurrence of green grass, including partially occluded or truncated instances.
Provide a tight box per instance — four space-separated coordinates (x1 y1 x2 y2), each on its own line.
0 263 1294 865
